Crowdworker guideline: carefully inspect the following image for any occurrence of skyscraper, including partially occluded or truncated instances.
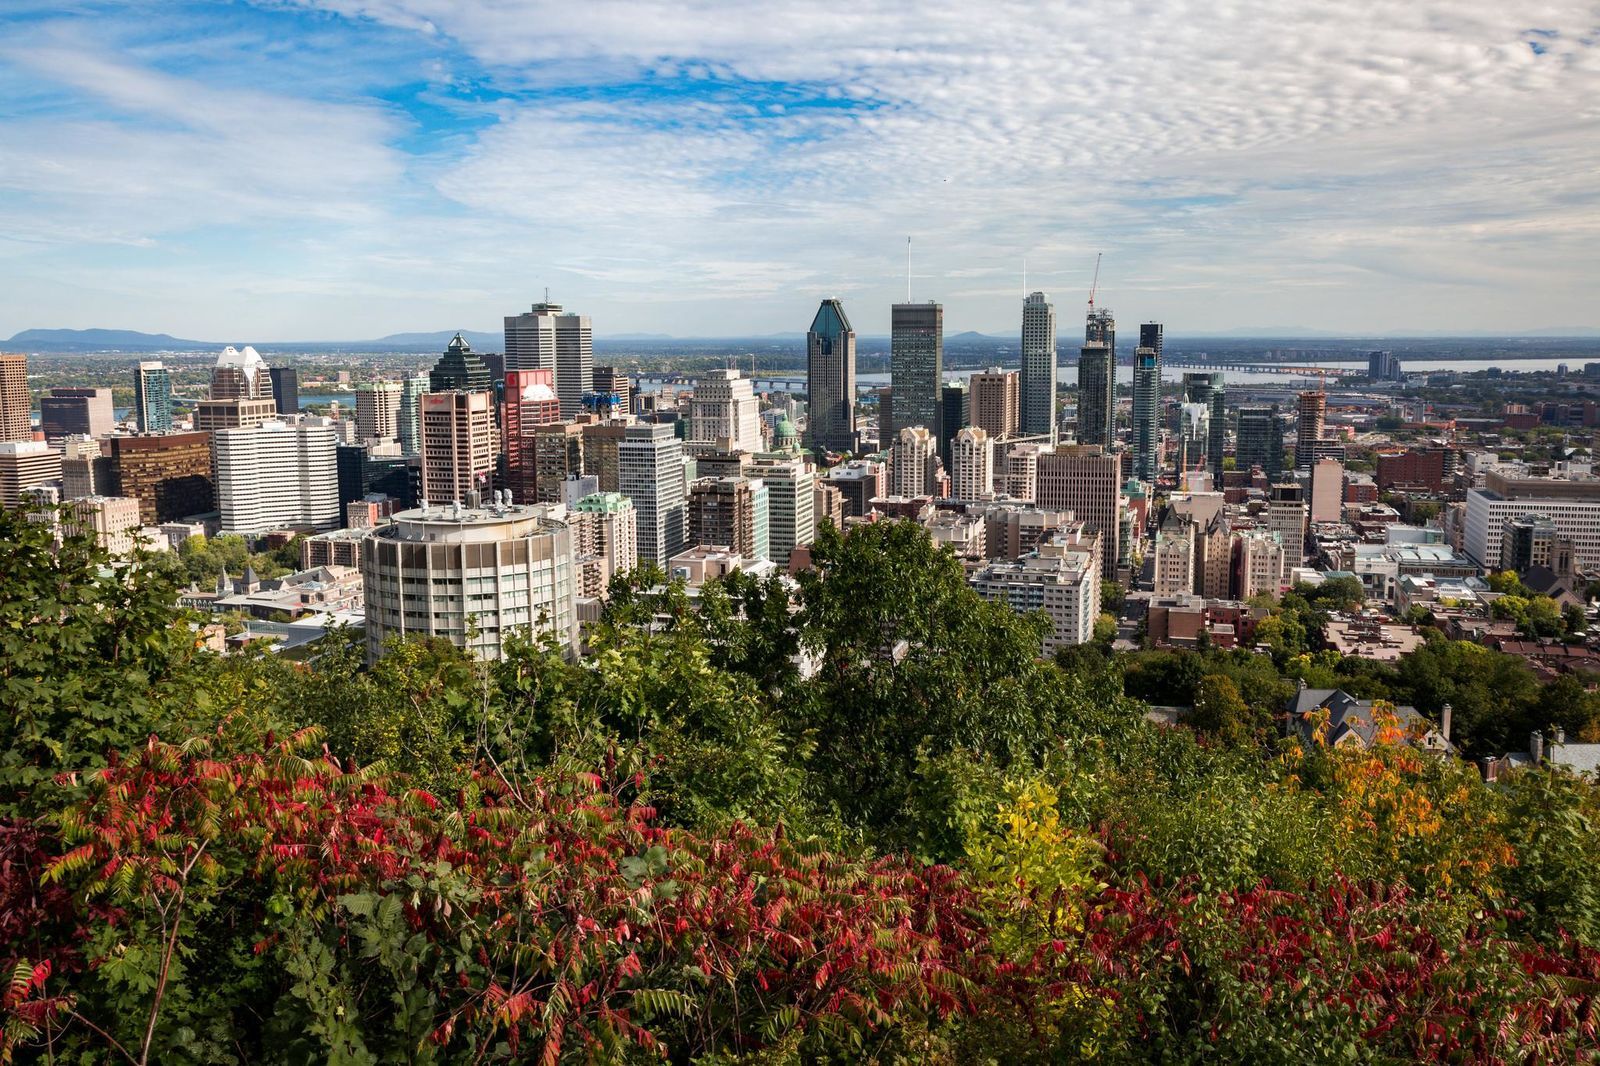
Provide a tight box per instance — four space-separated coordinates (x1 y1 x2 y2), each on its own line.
355 382 404 442
268 366 299 417
1236 406 1285 477
890 302 943 444
1019 292 1057 438
620 422 687 565
1130 355 1160 485
39 388 114 441
420 390 495 505
749 452 815 565
212 420 339 535
689 476 769 560
951 426 994 501
429 333 493 393
1296 391 1327 471
939 381 969 471
806 298 857 452
690 370 762 453
504 302 593 419
210 346 273 401
1037 444 1122 579
1075 342 1115 447
1181 372 1226 484
500 369 561 504
591 367 632 418
397 374 429 455
969 367 1020 441
889 425 940 498
0 354 32 442
134 361 173 434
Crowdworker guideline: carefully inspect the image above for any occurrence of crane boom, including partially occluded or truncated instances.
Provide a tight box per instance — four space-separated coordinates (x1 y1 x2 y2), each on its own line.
1087 252 1102 309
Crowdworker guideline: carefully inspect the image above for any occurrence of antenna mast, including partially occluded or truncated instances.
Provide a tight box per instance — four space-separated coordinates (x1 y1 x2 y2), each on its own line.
905 237 912 302
1087 252 1102 310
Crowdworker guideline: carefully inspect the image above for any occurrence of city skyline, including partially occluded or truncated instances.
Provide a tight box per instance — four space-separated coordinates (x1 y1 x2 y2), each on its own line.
2 2 1598 340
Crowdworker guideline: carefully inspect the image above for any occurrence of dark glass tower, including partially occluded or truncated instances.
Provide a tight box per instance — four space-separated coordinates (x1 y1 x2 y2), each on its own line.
1131 342 1161 481
1019 292 1057 437
806 298 857 452
1237 405 1285 478
1181 371 1227 484
429 332 493 393
268 366 299 417
1076 307 1116 447
890 302 943 445
939 381 970 471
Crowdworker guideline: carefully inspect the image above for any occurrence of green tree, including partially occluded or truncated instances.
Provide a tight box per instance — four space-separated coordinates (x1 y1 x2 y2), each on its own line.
1190 673 1257 747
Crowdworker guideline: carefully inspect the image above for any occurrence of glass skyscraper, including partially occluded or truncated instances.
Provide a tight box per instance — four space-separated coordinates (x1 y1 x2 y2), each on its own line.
1130 325 1162 482
1181 371 1227 483
1019 292 1056 438
890 302 943 445
805 298 856 452
134 361 173 433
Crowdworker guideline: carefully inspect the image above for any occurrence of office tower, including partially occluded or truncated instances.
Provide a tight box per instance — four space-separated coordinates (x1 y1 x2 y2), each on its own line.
109 432 214 523
335 443 413 508
1075 342 1115 447
890 302 943 444
689 476 769 560
969 367 1020 441
420 390 495 505
212 420 339 535
363 501 579 662
580 421 629 493
0 354 30 442
951 426 994 501
620 422 687 565
1130 346 1161 482
532 422 585 504
828 459 884 517
1367 350 1402 382
1268 483 1307 566
499 369 562 504
969 540 1099 652
806 298 857 452
39 388 114 441
875 386 894 445
888 425 940 498
999 442 1041 502
690 370 762 452
1500 514 1576 574
209 346 273 402
1464 467 1600 569
592 367 632 418
1037 444 1122 578
1139 321 1164 361
268 366 299 417
397 374 428 455
134 361 173 433
1019 292 1057 438
193 396 278 432
573 491 639 586
749 453 815 565
504 302 593 418
1236 406 1284 477
1295 390 1326 471
0 442 62 509
355 382 404 442
1310 458 1345 523
1179 372 1226 484
938 381 969 471
430 333 493 393
61 437 113 499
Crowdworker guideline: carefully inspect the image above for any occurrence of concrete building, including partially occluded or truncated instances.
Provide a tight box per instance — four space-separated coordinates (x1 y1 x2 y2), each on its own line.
690 370 763 453
0 354 29 442
620 422 687 565
268 366 299 418
689 475 769 561
355 382 404 442
592 367 632 419
134 361 173 434
750 452 815 565
979 503 1075 561
970 539 1100 652
500 369 562 504
1268 483 1308 567
109 432 214 523
1295 391 1327 471
61 495 143 555
1152 511 1196 595
1019 292 1057 439
193 398 277 433
61 436 113 499
210 346 273 401
362 501 579 662
0 441 62 509
1500 513 1577 575
301 526 374 569
1310 458 1345 523
999 442 1041 502
1037 444 1121 578
572 491 638 591
1234 530 1287 598
504 302 593 418
1376 447 1455 492
1465 467 1600 569
889 425 941 498
806 298 857 452
397 374 429 455
950 426 994 501
1130 341 1161 482
969 367 1019 441
39 388 114 441
828 459 884 518
814 480 845 533
889 302 943 444
213 420 339 535
420 390 495 506
580 421 629 493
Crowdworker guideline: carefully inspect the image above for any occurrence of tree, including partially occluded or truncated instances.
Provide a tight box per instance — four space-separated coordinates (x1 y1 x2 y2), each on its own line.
1189 673 1257 747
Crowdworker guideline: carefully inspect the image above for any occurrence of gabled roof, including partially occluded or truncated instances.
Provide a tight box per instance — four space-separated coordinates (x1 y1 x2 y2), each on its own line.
1287 686 1443 750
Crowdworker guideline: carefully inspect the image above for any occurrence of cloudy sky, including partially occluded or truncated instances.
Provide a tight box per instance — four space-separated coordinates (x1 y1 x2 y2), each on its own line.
1 1 1597 340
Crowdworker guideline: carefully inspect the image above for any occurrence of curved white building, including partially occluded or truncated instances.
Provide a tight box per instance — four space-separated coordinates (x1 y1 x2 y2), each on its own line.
361 498 578 662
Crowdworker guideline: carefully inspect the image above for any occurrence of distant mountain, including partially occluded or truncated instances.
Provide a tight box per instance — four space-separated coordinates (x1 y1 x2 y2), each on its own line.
946 331 1016 344
5 328 216 351
372 330 502 350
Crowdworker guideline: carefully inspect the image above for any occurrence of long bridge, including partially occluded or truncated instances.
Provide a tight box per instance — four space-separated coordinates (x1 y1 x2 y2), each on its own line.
633 362 1365 392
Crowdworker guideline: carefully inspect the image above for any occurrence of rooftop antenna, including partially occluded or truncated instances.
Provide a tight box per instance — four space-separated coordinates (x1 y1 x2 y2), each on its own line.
1087 252 1102 311
1023 256 1028 298
544 286 549 305
905 236 912 303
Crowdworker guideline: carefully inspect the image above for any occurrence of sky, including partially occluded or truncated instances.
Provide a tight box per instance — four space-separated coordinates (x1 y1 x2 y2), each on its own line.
0 1 1597 341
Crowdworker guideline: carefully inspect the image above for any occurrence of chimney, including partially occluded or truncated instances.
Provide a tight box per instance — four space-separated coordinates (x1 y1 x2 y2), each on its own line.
1530 730 1545 765
1440 703 1452 744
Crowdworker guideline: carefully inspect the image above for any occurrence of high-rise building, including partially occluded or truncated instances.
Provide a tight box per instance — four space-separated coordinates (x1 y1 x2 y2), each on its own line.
999 442 1041 502
828 459 884 517
690 370 762 452
429 333 493 393
504 302 593 418
939 381 969 471
951 426 994 501
890 302 943 444
60 496 144 556
500 369 562 504
1019 292 1057 438
335 443 412 508
1152 510 1196 595
1464 467 1600 569
0 354 31 442
1139 322 1164 361
1310 458 1345 523
1268 483 1308 566
580 421 629 493
806 298 857 452
398 374 429 455
39 388 114 441
749 452 815 565
1234 530 1287 598
1075 342 1115 448
134 361 173 434
420 391 495 505
1180 372 1226 484
889 426 940 498
689 476 769 560
572 492 639 590
61 436 113 499
591 367 632 419
620 422 687 565
814 480 845 532
970 539 1099 652
210 346 273 402
1295 391 1327 471
1037 444 1122 578
362 501 579 662
1367 350 1402 382
969 367 1020 441
355 382 404 442
532 422 584 504
1236 406 1285 477
0 441 61 509
193 397 277 433
1130 344 1161 482
109 432 214 523
1500 513 1576 575
268 366 299 417
212 420 339 535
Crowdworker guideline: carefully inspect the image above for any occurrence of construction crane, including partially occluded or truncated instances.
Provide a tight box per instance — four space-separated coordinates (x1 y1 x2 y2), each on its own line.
1087 252 1102 310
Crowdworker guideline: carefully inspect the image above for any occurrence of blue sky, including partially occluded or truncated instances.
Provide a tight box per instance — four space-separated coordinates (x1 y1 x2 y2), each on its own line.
1 0 1597 340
